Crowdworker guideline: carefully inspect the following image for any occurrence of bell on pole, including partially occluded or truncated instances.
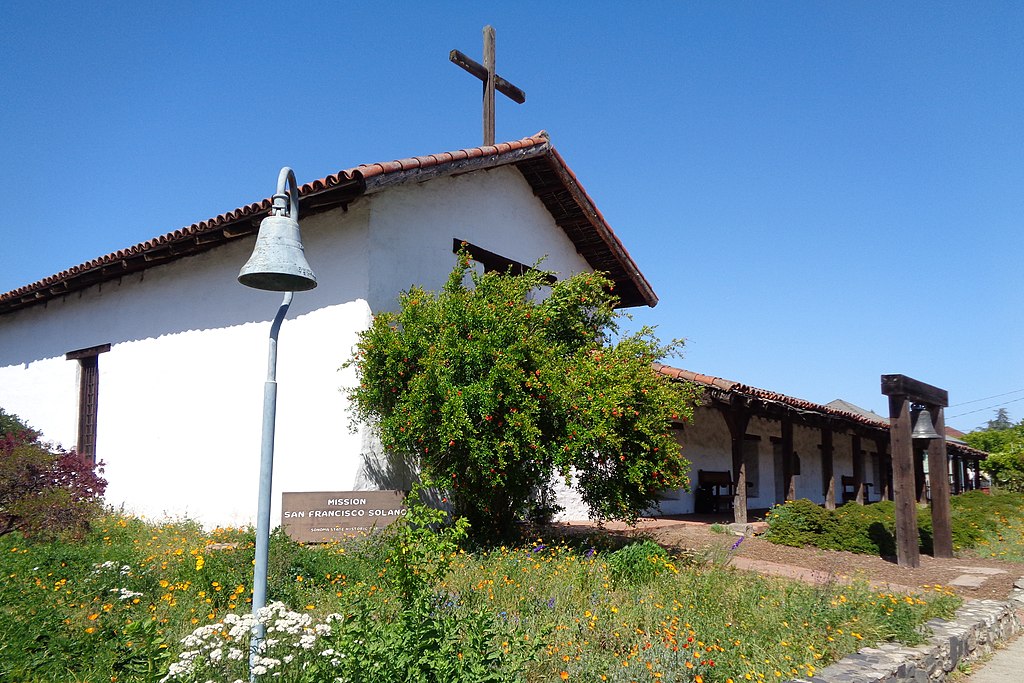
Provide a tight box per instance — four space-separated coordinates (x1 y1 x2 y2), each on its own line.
238 167 317 292
910 406 942 441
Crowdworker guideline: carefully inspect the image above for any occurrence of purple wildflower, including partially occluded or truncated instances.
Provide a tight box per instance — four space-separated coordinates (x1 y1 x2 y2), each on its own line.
730 536 745 551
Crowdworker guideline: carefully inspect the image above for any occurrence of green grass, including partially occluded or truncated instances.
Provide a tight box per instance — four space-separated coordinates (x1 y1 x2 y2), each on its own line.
0 512 960 683
962 490 1024 561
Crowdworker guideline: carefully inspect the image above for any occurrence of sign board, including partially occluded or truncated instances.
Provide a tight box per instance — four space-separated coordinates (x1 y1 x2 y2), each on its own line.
281 490 407 543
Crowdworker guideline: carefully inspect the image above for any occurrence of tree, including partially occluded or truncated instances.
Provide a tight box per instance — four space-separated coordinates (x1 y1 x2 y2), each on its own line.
965 411 1024 492
345 253 697 536
977 440 1024 492
984 408 1014 432
964 410 1023 455
969 424 1024 492
0 407 107 538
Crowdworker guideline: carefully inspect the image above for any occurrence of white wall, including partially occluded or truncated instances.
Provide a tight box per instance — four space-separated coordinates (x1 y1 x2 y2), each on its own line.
0 167 599 528
366 165 593 311
651 409 785 516
0 201 373 527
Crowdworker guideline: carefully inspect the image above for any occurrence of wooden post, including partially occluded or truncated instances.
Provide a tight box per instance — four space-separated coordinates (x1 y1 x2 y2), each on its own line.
449 26 526 146
852 434 865 504
782 418 795 501
821 429 835 510
873 436 892 500
881 374 951 569
914 443 928 504
889 395 920 568
951 453 963 494
723 405 751 524
927 407 953 558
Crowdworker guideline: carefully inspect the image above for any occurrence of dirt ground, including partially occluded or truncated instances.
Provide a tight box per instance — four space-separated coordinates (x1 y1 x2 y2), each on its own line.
556 517 1024 601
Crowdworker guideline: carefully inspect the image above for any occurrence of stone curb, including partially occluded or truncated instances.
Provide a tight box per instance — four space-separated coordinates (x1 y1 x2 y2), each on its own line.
790 593 1023 683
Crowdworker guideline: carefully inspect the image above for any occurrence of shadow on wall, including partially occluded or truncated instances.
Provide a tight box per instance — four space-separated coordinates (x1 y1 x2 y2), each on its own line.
352 430 419 492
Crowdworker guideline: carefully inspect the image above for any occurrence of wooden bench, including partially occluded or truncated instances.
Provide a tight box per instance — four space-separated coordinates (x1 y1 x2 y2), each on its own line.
697 469 734 513
841 476 873 504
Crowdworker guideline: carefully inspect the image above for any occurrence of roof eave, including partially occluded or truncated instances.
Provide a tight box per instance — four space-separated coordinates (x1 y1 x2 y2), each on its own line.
653 362 988 459
0 132 657 314
514 148 657 309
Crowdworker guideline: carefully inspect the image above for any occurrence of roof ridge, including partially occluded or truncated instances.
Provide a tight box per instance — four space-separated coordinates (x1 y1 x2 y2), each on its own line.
0 133 555 312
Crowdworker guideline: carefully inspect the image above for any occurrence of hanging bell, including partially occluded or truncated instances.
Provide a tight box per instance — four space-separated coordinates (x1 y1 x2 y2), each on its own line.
238 167 317 292
910 406 942 441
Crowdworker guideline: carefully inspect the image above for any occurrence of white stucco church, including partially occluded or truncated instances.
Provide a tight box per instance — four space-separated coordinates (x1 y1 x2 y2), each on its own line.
0 132 658 528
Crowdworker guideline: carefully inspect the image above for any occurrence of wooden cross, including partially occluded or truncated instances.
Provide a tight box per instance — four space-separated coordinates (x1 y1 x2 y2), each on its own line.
450 25 526 146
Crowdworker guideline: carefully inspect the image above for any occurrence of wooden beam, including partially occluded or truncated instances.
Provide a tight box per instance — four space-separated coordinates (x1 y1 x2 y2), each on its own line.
449 25 526 147
482 26 495 146
65 343 112 361
881 374 949 407
448 49 527 103
927 407 954 558
889 394 920 568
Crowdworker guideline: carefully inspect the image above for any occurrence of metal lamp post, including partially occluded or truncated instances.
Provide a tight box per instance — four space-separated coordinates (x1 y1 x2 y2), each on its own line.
238 167 317 680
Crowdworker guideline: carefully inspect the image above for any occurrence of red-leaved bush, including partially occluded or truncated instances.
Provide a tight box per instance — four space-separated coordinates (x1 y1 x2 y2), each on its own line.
0 409 107 538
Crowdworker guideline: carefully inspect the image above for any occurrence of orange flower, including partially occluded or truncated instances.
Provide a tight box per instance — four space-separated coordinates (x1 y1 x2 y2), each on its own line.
560 673 569 681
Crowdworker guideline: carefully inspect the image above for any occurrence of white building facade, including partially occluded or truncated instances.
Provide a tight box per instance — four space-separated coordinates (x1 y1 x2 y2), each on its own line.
0 133 657 528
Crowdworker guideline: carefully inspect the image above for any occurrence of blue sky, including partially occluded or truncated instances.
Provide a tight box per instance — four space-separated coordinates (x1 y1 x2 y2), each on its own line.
2 1 1022 430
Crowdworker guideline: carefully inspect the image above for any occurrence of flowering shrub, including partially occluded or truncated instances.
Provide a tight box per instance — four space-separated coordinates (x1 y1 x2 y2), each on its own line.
161 602 340 683
0 512 964 682
345 251 697 536
0 407 106 539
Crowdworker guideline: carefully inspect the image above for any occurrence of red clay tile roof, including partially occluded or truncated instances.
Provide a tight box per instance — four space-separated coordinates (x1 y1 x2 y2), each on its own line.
0 132 656 315
652 363 988 459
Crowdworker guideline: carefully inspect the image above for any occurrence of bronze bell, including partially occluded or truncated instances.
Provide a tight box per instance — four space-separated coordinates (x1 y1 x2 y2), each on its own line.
238 168 317 292
910 406 942 441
